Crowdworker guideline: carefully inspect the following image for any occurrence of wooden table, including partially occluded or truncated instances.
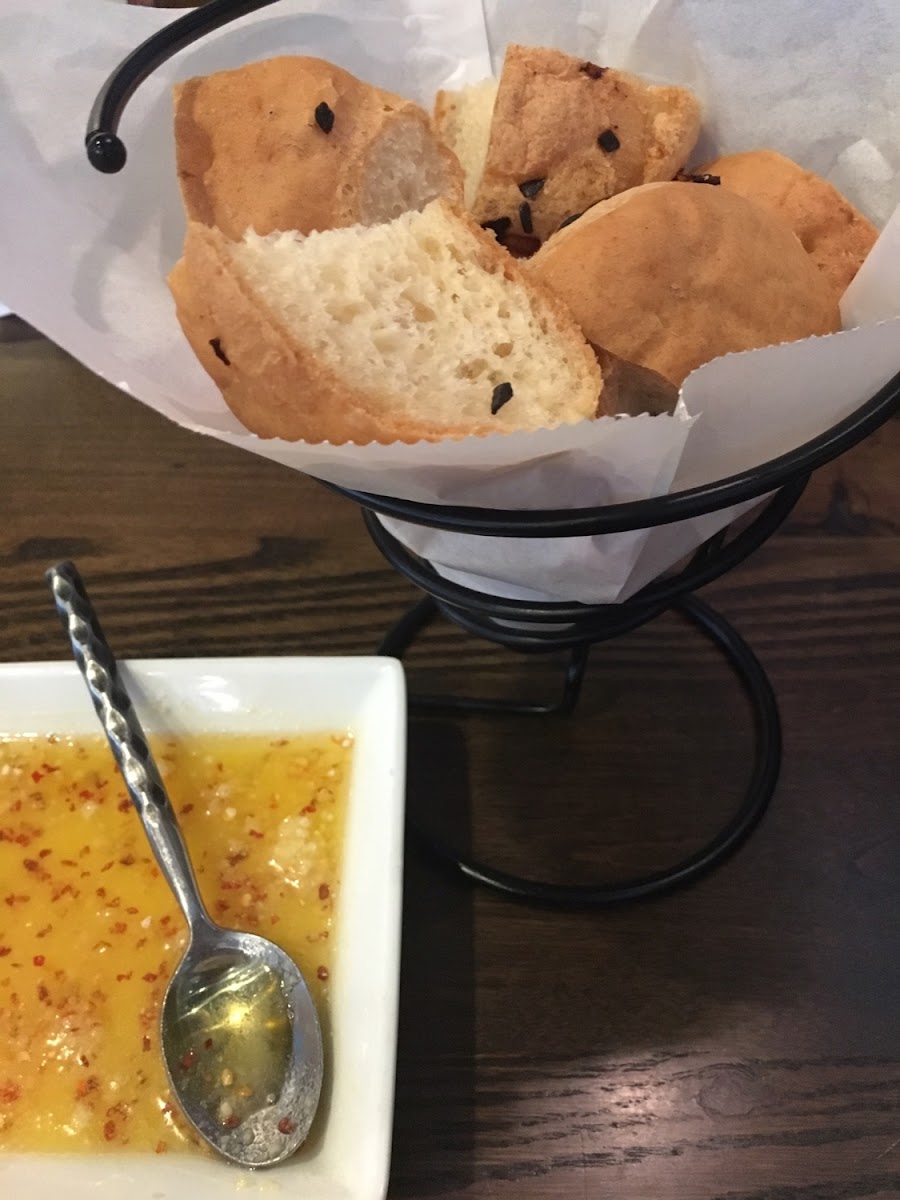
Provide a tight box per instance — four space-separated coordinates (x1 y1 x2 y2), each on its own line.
2 317 899 1199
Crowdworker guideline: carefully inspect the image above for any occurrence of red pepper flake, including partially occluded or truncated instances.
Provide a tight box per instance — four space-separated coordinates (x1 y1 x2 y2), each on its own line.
317 965 329 981
180 804 194 815
79 789 95 801
318 883 330 900
41 763 61 774
33 954 45 967
111 921 127 934
224 1113 241 1129
161 1102 173 1116
248 829 264 839
23 858 39 872
142 972 158 983
96 886 107 898
155 1140 168 1154
226 850 247 867
277 1117 296 1135
103 1119 116 1141
204 1038 213 1051
179 1048 197 1071
120 854 135 866
118 799 131 813
96 779 109 789
126 906 139 915
39 848 52 858
270 915 280 925
31 770 44 783
0 947 10 958
75 1075 99 1099
215 900 230 915
0 1081 22 1103
37 983 49 1001
14 833 31 847
221 880 243 890
143 1036 152 1052
302 803 316 815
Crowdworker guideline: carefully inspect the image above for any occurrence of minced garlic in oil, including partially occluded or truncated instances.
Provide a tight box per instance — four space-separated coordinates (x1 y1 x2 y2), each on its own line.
0 731 351 1154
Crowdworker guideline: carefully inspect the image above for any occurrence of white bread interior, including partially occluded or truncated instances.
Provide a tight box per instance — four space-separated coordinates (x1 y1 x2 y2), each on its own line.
173 198 603 444
434 78 499 209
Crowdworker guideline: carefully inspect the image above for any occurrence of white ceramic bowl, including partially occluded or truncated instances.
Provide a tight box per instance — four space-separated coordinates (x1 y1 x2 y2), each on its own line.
0 656 406 1200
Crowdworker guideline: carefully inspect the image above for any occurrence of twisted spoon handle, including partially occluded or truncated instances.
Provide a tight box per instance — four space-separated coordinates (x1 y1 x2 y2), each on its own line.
46 562 211 931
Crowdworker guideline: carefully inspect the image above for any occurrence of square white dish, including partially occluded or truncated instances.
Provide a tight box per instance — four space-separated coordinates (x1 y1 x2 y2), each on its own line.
0 656 406 1200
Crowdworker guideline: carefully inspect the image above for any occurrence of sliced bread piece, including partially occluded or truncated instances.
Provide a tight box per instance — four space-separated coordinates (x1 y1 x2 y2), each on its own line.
528 182 842 387
174 55 463 241
592 346 678 417
471 45 701 245
170 198 603 444
694 149 878 300
434 77 499 209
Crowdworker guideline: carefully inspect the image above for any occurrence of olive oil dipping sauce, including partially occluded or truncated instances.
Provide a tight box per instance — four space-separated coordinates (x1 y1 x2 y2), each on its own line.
0 731 351 1154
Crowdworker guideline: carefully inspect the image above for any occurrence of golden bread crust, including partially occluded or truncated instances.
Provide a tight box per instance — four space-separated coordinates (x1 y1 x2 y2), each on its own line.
528 182 842 387
174 55 462 241
473 45 701 244
697 149 878 299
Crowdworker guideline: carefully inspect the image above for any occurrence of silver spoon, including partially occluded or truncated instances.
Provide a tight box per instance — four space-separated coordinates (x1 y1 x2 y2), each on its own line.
45 561 324 1168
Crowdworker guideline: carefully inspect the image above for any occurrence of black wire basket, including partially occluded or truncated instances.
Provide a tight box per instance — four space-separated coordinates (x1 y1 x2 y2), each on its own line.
85 0 900 908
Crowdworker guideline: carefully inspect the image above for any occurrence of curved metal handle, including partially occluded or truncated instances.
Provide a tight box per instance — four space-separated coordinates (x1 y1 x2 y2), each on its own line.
46 561 212 933
86 0 281 173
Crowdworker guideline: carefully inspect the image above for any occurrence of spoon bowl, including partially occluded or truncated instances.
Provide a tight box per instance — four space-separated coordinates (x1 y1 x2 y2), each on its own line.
46 561 324 1167
161 924 322 1165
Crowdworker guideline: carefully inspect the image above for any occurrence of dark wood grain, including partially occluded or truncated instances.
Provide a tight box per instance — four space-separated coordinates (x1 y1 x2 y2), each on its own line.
1 324 899 1199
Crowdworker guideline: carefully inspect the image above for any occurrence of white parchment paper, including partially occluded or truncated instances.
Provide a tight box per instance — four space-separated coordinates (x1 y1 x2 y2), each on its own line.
1 0 898 603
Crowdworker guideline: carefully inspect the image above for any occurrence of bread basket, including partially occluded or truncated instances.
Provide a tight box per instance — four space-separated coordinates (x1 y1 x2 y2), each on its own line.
84 0 900 908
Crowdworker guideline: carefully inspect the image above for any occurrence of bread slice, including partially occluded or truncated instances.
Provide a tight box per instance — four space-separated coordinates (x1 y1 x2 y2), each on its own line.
694 150 878 300
170 199 603 444
469 45 701 245
174 55 463 241
527 181 842 387
592 346 678 417
434 77 499 209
